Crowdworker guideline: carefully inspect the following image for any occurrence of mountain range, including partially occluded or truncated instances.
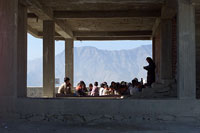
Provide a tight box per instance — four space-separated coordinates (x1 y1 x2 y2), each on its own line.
27 45 152 86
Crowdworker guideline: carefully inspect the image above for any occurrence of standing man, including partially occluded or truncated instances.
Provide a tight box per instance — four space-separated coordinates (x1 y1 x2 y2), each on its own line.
143 57 156 87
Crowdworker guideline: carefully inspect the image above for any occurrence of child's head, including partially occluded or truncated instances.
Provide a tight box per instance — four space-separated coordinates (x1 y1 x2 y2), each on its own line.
89 83 93 89
64 77 70 83
104 84 109 89
94 81 98 86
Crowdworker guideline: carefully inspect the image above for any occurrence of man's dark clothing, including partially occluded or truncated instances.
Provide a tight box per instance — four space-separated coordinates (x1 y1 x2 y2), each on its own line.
144 62 156 86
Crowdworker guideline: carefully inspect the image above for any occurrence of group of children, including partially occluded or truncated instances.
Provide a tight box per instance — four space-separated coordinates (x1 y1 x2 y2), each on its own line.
57 57 156 97
57 77 144 97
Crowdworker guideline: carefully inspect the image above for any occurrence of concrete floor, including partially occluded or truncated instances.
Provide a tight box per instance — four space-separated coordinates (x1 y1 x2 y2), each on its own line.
1 120 200 133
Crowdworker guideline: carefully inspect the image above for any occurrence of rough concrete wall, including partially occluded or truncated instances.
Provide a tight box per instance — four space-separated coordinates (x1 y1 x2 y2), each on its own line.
154 25 161 82
1 99 200 124
27 87 43 98
172 16 177 79
27 87 59 98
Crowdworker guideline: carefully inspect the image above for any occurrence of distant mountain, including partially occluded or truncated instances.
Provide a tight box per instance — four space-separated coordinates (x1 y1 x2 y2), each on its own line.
27 45 152 87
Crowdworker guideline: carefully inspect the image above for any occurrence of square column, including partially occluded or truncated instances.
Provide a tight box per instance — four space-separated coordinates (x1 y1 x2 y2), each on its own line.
65 39 74 87
0 0 18 97
17 3 27 97
152 37 156 61
43 20 55 97
177 0 196 99
160 19 173 81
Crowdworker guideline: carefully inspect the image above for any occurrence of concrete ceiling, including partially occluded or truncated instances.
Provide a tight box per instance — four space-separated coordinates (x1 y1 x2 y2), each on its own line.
23 0 167 40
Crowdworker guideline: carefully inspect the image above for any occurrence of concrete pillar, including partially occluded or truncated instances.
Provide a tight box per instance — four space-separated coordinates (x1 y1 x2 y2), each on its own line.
152 37 156 61
65 39 74 87
196 16 200 92
43 20 55 97
160 19 173 81
0 0 18 97
17 3 27 97
177 0 196 99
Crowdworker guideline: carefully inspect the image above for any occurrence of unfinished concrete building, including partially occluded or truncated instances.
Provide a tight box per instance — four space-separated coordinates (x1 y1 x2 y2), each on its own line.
0 0 200 123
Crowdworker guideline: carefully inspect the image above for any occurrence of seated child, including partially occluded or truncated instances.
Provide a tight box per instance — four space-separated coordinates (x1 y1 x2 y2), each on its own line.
58 77 72 95
91 82 99 96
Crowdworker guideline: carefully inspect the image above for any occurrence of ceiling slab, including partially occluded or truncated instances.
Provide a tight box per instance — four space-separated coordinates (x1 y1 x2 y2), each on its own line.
26 0 165 40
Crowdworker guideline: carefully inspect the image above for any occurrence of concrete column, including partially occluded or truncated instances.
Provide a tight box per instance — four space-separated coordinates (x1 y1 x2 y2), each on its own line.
0 0 18 97
177 0 196 99
196 16 200 92
152 37 156 61
160 19 173 81
43 20 55 97
65 39 74 87
17 3 27 97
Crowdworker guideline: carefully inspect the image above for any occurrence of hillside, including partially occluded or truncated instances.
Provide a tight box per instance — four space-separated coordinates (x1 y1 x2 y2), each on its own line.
27 45 152 86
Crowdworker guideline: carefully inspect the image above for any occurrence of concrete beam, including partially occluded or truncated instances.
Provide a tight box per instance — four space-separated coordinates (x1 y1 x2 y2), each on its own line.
191 0 200 5
43 20 55 97
161 0 177 19
55 37 66 40
38 32 61 37
26 0 53 20
41 0 165 5
74 31 152 37
19 0 29 6
76 37 151 41
152 18 161 37
27 25 41 38
161 6 177 19
17 3 28 97
54 10 161 19
55 20 73 39
177 0 196 99
27 13 38 18
25 0 73 39
152 0 177 37
65 39 74 87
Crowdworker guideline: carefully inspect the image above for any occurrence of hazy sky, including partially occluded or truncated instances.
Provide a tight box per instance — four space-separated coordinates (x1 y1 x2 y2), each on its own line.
28 34 152 60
